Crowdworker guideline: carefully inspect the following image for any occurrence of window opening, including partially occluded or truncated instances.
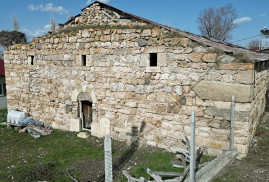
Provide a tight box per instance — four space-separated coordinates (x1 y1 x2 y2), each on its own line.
150 53 157 67
82 55 86 66
31 56 34 65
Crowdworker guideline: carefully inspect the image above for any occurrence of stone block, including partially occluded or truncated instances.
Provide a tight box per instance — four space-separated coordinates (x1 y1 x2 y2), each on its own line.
205 107 248 121
218 55 235 64
217 63 254 70
179 38 189 47
174 86 182 95
158 53 167 66
140 54 148 67
136 85 144 94
174 54 185 61
188 53 203 62
147 140 157 147
125 101 137 108
82 30 90 38
91 118 110 138
147 93 157 101
146 67 161 73
86 55 93 66
234 136 248 145
141 29 151 36
137 39 147 47
234 144 247 154
236 70 254 84
202 53 217 63
192 81 253 103
206 147 223 156
166 93 180 103
77 132 89 139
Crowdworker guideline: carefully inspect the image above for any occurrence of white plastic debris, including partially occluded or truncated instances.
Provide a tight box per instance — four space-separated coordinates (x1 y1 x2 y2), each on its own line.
7 110 28 125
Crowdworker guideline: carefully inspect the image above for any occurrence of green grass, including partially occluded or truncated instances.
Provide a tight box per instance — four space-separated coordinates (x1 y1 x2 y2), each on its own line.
0 125 216 181
118 151 180 181
0 126 104 181
0 109 7 123
200 154 216 164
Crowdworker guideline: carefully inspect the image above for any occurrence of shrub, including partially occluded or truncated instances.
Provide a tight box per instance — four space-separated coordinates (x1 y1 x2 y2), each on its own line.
233 52 254 63
0 31 27 47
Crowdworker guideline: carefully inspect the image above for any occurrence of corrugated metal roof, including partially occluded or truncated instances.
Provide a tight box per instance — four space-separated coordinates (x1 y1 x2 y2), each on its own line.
0 59 5 76
65 1 269 62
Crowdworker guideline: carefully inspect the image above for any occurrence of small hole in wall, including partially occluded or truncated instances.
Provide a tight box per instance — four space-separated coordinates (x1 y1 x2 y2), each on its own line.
82 55 86 66
31 56 34 65
150 53 157 67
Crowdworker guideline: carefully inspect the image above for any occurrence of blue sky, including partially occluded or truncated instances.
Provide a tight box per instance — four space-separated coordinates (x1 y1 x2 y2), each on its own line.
0 0 268 51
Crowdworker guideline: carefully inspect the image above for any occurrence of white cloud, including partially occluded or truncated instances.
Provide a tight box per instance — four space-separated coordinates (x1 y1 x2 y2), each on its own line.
86 0 92 5
260 14 266 17
28 3 68 14
21 24 51 39
86 0 110 5
233 17 252 25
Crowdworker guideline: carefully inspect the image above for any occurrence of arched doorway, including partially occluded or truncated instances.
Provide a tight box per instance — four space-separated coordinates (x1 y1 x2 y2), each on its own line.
77 92 93 130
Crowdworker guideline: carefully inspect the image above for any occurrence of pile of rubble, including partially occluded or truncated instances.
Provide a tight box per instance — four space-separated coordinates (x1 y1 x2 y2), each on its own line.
16 117 52 139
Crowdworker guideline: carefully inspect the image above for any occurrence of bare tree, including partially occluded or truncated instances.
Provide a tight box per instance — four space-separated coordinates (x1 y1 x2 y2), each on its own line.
197 4 238 41
12 15 19 31
67 10 72 21
247 39 261 49
50 8 56 32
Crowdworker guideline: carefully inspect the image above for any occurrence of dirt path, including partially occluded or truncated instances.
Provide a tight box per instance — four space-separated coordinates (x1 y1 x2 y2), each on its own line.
213 112 269 182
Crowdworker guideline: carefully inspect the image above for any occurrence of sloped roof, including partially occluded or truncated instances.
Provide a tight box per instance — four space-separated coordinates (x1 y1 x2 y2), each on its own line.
66 1 269 62
0 59 5 76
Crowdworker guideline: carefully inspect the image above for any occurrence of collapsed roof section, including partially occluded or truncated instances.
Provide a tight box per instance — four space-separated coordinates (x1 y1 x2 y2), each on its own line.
60 1 269 62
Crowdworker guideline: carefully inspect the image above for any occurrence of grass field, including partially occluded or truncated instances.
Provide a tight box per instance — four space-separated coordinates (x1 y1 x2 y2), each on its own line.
0 112 215 181
0 109 7 123
0 125 190 181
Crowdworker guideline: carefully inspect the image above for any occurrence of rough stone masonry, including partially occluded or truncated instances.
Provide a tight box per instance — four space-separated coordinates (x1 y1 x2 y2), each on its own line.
4 1 269 157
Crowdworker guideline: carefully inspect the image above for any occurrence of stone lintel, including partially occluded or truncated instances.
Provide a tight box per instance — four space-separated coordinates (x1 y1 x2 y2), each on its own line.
217 63 254 70
192 81 253 103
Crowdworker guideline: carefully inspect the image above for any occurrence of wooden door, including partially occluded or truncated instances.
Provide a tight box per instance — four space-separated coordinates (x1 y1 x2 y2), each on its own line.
82 101 92 129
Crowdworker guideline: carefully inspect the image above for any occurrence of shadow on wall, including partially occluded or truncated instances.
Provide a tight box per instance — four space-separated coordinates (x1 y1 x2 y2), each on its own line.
98 121 146 181
0 96 7 110
265 88 269 111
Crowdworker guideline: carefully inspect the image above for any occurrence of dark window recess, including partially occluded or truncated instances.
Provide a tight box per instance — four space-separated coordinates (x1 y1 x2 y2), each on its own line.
0 84 2 95
3 83 6 95
150 53 157 67
82 55 86 66
31 56 34 65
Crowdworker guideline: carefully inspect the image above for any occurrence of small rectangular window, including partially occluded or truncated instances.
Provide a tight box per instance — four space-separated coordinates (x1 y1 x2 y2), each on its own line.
150 53 157 67
31 56 34 65
82 55 86 66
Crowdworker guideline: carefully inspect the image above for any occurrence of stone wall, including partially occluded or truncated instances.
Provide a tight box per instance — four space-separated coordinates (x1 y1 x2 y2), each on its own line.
62 2 147 29
4 27 265 156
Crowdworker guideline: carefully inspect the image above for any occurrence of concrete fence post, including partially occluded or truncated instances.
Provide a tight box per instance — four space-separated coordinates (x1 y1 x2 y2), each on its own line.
190 110 196 182
230 96 235 151
104 135 113 182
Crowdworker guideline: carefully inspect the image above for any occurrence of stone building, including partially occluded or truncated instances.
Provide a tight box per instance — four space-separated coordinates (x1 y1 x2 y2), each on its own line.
4 1 269 156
